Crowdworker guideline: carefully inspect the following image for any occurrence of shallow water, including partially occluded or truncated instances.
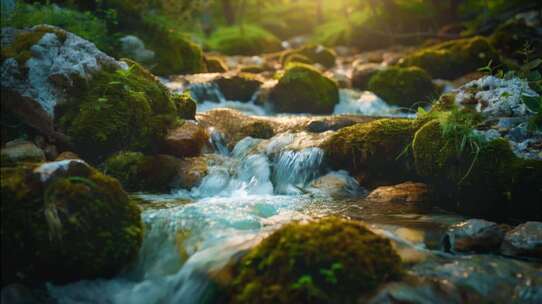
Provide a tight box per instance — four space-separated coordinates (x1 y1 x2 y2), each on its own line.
46 79 541 304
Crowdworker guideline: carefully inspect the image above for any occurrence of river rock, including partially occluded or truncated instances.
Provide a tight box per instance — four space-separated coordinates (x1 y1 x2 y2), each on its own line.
351 63 380 90
500 222 542 259
367 182 430 204
214 73 262 102
1 25 121 142
309 170 364 198
119 35 155 63
1 160 143 285
55 151 81 161
1 139 45 164
161 121 209 158
442 219 504 253
178 156 209 189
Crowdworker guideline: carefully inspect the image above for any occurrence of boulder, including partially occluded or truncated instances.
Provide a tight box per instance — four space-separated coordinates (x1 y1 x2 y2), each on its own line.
214 73 263 102
269 63 339 114
207 25 281 56
161 121 209 158
351 63 380 91
1 26 184 162
500 222 542 259
400 36 499 80
322 119 420 187
1 160 143 285
227 217 401 303
280 45 336 68
1 139 45 165
367 67 437 107
442 219 504 253
119 35 155 63
55 151 80 161
173 92 197 120
204 55 228 73
309 171 363 198
178 156 209 189
367 182 430 204
103 151 187 193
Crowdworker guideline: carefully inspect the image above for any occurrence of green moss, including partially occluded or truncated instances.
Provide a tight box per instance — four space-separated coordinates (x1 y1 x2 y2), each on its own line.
143 30 205 76
229 217 401 304
207 25 282 56
1 26 67 66
173 92 197 120
205 56 228 73
243 121 274 139
103 151 183 193
240 65 266 74
412 118 542 219
490 20 542 61
270 63 339 114
1 162 143 285
56 60 180 162
400 36 500 80
281 45 336 68
215 73 262 102
322 119 419 186
367 66 437 107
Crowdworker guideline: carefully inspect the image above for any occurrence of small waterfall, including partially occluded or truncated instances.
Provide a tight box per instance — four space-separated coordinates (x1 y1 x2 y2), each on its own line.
208 128 229 156
334 89 414 117
273 148 325 194
188 82 226 104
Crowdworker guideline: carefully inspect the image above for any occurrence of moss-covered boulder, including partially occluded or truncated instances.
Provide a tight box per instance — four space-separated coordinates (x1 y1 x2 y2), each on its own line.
205 55 228 73
141 30 206 76
214 73 263 102
56 60 182 162
490 19 542 61
281 45 337 68
368 67 437 107
400 36 499 80
412 119 542 219
207 25 282 56
1 160 143 285
173 92 197 120
228 217 401 304
103 151 184 193
322 119 420 186
1 139 46 166
269 63 339 114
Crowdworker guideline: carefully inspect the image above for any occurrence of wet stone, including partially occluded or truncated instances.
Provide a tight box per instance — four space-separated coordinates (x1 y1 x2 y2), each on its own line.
442 219 504 253
500 221 542 260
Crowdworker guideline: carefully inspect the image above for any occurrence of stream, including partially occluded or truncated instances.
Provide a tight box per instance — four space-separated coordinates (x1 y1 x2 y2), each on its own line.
46 76 541 304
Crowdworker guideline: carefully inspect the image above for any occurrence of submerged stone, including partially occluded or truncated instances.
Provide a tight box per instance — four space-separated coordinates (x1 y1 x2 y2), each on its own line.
367 182 430 204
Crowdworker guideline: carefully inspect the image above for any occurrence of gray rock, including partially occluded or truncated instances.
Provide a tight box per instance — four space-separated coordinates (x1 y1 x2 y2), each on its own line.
119 35 155 63
442 219 504 253
501 222 542 259
1 139 46 163
351 63 380 90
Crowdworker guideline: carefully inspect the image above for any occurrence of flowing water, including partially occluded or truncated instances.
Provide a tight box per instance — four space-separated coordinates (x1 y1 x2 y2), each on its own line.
46 77 542 304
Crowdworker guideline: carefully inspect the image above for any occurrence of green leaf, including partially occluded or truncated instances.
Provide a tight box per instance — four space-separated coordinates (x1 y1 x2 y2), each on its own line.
527 70 542 82
524 58 542 71
522 95 542 113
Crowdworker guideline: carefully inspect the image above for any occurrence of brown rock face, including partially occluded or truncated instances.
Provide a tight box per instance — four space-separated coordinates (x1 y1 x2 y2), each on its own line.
178 156 209 189
55 151 81 161
500 222 542 259
161 121 209 158
366 182 430 204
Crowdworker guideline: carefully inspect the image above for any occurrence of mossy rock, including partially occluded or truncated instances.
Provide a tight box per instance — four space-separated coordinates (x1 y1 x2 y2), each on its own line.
56 60 181 162
412 119 542 219
1 161 143 285
1 25 67 69
283 54 314 66
490 19 542 61
142 31 206 76
173 92 197 120
367 67 437 107
214 73 263 102
281 45 336 68
239 65 266 74
205 56 228 73
207 25 282 56
400 36 500 80
269 63 339 114
322 119 419 186
243 121 274 139
228 217 401 304
103 151 182 193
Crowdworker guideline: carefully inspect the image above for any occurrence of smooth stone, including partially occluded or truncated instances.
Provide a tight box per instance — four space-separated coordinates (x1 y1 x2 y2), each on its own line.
442 219 504 253
500 221 542 259
367 182 430 204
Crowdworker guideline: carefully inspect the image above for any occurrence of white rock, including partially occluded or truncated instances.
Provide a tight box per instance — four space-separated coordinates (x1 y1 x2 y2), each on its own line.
119 35 155 63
